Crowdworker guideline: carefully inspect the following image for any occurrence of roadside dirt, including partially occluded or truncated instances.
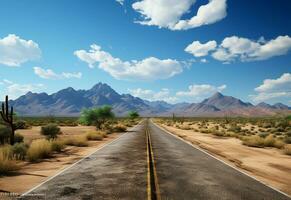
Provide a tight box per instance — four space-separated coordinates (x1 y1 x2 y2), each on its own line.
159 124 291 196
0 131 121 195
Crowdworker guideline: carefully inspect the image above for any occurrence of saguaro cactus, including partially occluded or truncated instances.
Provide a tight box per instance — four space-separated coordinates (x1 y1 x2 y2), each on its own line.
0 95 15 145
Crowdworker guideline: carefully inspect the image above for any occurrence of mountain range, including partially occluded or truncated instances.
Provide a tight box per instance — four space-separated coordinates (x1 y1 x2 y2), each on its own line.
7 82 291 117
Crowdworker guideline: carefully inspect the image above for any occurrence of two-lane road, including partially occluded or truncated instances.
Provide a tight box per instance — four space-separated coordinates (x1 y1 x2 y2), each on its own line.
20 120 290 200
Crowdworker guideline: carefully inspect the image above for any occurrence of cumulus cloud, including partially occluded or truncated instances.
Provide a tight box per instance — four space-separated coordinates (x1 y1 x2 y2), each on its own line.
74 44 184 81
128 88 178 103
176 84 226 101
0 79 44 99
132 0 227 30
251 73 291 102
185 35 291 63
34 67 82 80
0 34 41 67
185 40 217 57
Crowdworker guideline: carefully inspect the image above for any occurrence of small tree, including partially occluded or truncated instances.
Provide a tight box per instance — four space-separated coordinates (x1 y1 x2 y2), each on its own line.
79 106 115 129
41 123 61 140
128 111 139 120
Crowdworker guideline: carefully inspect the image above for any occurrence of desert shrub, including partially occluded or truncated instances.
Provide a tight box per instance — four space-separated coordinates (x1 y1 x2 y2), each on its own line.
263 135 276 147
179 124 191 130
284 144 291 155
64 136 88 147
258 132 269 138
212 130 226 137
86 131 106 141
228 124 241 133
41 123 61 139
284 131 291 144
14 120 29 129
112 124 127 132
14 133 24 143
200 129 210 134
242 135 265 147
27 139 52 162
51 140 65 152
12 143 27 160
0 125 11 144
243 135 284 149
0 146 19 175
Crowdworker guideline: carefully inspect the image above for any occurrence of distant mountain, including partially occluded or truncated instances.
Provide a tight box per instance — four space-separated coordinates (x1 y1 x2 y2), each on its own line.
256 102 290 110
200 92 253 110
8 83 290 117
10 83 153 116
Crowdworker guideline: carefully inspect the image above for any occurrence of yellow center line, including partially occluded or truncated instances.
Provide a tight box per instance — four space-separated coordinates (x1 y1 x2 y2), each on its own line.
146 122 161 200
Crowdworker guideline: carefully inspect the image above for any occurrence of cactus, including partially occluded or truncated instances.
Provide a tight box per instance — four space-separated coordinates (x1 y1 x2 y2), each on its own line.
0 95 15 145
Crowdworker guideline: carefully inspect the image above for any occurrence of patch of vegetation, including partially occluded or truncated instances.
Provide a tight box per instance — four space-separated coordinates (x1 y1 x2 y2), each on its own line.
41 123 62 140
64 136 88 147
284 144 291 155
51 139 65 152
79 106 115 129
27 139 52 162
86 131 106 141
0 146 19 175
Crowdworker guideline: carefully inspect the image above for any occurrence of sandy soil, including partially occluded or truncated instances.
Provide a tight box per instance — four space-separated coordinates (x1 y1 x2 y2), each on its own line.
159 124 291 196
16 126 97 143
0 130 121 195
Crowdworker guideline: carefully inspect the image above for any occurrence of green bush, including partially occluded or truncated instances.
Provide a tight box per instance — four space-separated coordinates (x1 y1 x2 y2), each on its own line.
14 133 24 143
41 123 61 139
12 143 27 160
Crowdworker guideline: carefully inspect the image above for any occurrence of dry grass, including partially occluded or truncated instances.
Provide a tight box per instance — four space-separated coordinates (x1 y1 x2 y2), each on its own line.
284 144 291 155
112 124 127 132
64 135 88 147
27 139 52 162
50 139 65 152
242 135 284 149
0 146 19 174
86 131 106 141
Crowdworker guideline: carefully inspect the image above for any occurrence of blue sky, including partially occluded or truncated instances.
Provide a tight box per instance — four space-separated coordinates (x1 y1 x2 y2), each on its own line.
0 0 290 105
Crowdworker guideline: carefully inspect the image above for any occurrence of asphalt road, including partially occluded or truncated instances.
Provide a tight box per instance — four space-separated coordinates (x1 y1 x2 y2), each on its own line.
19 120 290 200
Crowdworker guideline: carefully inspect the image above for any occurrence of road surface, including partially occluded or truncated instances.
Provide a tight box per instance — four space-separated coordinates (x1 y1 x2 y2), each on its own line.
19 120 290 200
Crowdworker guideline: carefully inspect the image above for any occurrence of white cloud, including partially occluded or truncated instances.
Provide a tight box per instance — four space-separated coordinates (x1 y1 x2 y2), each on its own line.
132 0 227 30
74 44 184 81
176 84 226 101
0 34 41 67
185 40 217 57
212 35 291 62
129 88 178 103
185 35 291 63
116 0 124 5
173 0 227 30
251 73 291 102
0 79 44 99
33 67 82 80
